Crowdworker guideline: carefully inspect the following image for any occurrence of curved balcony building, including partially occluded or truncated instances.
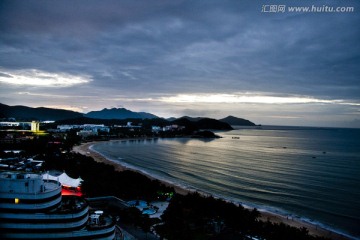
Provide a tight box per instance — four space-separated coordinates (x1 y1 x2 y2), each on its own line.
0 172 115 239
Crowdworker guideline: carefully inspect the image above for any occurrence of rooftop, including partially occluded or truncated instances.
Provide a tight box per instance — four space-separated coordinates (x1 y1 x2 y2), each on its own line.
0 171 61 195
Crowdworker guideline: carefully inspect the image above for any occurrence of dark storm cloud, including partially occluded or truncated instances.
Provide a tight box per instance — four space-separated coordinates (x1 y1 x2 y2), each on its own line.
0 0 359 101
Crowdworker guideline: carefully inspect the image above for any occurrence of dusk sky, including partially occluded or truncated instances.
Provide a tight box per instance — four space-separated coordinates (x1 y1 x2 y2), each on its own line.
1 0 359 127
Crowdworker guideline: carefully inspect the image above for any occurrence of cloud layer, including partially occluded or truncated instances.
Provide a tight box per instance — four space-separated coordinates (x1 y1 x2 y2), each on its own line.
0 0 359 127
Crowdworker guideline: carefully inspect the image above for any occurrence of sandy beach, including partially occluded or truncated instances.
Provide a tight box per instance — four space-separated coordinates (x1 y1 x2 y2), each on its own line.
72 141 190 195
72 141 353 240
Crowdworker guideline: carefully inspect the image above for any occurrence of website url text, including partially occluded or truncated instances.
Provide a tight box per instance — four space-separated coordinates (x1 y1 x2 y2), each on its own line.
261 5 355 13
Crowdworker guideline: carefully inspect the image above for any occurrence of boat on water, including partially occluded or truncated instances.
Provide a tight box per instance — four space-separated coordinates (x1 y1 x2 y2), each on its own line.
0 171 116 239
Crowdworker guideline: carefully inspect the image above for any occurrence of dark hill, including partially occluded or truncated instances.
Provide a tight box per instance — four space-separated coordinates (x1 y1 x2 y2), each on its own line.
181 116 205 122
85 108 158 120
219 115 256 126
171 118 198 132
197 118 233 130
173 117 233 130
0 103 83 121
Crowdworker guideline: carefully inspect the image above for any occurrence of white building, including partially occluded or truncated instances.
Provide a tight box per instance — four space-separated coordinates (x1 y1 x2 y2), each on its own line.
57 125 82 131
152 126 162 132
57 124 110 134
0 122 20 127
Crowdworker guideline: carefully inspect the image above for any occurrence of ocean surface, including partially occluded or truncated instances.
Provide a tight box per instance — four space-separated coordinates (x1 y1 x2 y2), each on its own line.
91 126 360 239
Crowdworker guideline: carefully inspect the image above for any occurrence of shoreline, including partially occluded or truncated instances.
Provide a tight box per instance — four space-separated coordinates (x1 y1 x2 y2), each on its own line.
72 140 190 196
72 140 354 240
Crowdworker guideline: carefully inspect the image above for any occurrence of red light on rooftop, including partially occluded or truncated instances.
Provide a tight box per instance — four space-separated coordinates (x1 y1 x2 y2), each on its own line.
61 186 83 197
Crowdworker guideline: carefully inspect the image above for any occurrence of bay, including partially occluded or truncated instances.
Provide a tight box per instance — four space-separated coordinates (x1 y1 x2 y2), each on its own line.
91 126 360 239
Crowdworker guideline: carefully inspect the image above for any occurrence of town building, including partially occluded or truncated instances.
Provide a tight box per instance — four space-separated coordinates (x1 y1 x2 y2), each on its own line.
31 121 40 132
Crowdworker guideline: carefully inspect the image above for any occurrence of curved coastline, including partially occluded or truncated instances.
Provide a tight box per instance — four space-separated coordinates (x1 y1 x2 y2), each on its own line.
72 140 355 240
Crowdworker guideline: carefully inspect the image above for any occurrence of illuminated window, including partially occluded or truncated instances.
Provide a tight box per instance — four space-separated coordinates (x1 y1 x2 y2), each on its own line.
15 198 19 204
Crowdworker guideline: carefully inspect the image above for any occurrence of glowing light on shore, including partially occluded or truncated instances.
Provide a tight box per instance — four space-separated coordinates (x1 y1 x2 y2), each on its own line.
0 69 90 87
161 93 344 105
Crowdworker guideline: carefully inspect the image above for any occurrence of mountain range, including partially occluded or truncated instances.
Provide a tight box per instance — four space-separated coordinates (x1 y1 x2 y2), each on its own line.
0 103 83 121
86 108 158 120
0 103 256 126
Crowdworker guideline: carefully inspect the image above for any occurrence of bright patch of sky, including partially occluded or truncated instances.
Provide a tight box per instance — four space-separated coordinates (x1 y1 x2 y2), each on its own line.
161 93 345 105
0 69 90 87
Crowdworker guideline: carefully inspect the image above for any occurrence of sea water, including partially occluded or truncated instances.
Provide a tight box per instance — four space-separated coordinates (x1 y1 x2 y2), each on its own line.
91 126 360 239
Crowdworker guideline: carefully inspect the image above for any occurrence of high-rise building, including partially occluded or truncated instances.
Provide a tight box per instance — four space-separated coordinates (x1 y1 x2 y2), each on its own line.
31 121 40 132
